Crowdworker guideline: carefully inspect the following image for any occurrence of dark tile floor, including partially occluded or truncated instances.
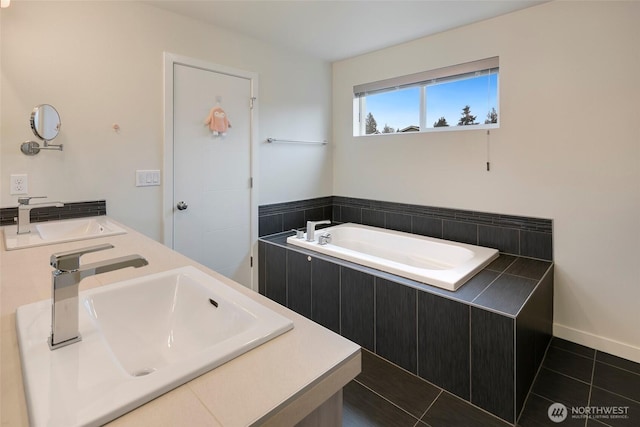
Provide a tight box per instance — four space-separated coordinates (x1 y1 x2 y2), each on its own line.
343 338 640 427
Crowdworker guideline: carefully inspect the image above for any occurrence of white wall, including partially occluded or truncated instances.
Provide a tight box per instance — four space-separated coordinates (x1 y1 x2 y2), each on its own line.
332 1 640 361
1 1 332 240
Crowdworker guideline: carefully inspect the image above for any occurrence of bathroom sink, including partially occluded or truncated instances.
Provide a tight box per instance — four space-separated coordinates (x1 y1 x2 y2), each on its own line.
16 266 293 427
3 216 126 250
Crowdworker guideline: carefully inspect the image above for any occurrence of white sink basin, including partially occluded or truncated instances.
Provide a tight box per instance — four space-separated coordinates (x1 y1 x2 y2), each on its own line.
3 216 126 250
16 266 293 427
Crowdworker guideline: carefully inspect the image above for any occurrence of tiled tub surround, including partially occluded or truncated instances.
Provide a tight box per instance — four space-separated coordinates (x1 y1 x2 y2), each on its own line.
258 196 553 261
259 233 554 424
0 200 107 226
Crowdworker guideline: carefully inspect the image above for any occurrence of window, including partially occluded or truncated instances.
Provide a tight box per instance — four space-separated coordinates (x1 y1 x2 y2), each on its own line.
354 57 499 136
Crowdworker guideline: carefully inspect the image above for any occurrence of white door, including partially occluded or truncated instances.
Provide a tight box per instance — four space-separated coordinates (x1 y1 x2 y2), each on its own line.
171 61 254 287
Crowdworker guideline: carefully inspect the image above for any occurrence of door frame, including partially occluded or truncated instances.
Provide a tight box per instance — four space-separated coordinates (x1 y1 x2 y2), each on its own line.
163 52 259 290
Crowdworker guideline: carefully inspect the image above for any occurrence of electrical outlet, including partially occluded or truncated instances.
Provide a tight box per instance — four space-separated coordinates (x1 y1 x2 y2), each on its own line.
10 174 28 195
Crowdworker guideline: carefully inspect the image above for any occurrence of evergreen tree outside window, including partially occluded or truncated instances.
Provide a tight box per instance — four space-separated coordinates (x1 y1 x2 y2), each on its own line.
457 105 477 126
365 112 378 134
434 117 449 127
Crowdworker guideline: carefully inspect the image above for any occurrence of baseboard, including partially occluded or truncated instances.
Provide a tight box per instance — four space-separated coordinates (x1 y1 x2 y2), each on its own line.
554 323 640 364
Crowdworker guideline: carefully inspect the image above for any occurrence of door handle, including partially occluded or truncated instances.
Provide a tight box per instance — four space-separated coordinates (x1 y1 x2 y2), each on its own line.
176 201 188 211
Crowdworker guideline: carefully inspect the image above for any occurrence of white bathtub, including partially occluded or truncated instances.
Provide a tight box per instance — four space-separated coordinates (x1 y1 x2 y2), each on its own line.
286 223 499 291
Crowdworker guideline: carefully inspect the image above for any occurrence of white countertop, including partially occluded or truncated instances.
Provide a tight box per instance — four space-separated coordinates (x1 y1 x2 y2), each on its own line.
0 218 360 426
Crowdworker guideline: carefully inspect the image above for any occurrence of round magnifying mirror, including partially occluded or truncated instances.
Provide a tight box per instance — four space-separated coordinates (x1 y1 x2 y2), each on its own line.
30 104 61 141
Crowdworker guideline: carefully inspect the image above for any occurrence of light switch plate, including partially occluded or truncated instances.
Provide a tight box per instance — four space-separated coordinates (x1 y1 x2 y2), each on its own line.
135 170 161 187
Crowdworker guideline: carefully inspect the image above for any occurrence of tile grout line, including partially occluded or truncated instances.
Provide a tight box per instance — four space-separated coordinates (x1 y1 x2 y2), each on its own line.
595 359 640 378
361 349 435 389
584 349 597 427
441 388 514 426
513 311 517 424
549 343 595 361
591 384 640 406
338 266 342 336
417 389 443 426
543 367 593 387
471 256 519 304
549 343 596 362
415 287 419 378
358 350 512 424
515 339 553 426
373 277 377 353
468 304 473 407
285 250 289 307
352 379 422 423
512 264 554 318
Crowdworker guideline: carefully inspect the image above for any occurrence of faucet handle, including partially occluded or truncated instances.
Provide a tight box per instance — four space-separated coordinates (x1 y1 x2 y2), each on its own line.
51 243 115 271
18 196 47 205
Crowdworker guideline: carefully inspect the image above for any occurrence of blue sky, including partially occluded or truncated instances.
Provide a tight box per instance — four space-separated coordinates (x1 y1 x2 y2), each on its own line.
364 73 498 131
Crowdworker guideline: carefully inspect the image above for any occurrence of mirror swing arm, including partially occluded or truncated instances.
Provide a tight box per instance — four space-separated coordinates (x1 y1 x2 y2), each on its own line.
21 139 63 155
20 104 64 156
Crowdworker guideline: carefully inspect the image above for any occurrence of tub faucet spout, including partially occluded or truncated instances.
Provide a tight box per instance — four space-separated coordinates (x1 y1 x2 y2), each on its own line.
306 220 331 242
48 243 148 350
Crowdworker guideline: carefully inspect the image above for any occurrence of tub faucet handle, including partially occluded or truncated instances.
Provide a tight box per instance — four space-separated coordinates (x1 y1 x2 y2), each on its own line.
318 232 332 246
292 229 304 239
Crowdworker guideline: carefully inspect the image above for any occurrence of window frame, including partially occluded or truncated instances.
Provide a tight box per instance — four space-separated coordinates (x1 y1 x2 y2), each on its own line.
354 57 499 136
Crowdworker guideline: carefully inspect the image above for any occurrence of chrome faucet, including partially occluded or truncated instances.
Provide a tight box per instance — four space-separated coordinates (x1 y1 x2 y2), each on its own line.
306 220 331 242
48 243 148 350
17 196 64 234
318 232 332 245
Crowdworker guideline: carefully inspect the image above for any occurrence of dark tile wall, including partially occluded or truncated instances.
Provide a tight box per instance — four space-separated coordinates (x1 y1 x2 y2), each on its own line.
341 268 375 352
259 237 554 424
287 251 312 318
418 292 470 400
515 266 554 416
332 196 553 261
258 197 333 236
471 307 515 422
310 258 340 334
0 200 107 226
259 196 553 260
264 243 287 305
258 240 266 295
375 278 417 373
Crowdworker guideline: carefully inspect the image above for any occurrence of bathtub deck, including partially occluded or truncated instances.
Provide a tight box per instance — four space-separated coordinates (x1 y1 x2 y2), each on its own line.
261 230 550 317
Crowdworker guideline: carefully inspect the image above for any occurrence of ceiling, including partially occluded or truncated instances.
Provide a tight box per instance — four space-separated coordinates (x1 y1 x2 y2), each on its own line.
147 0 546 62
